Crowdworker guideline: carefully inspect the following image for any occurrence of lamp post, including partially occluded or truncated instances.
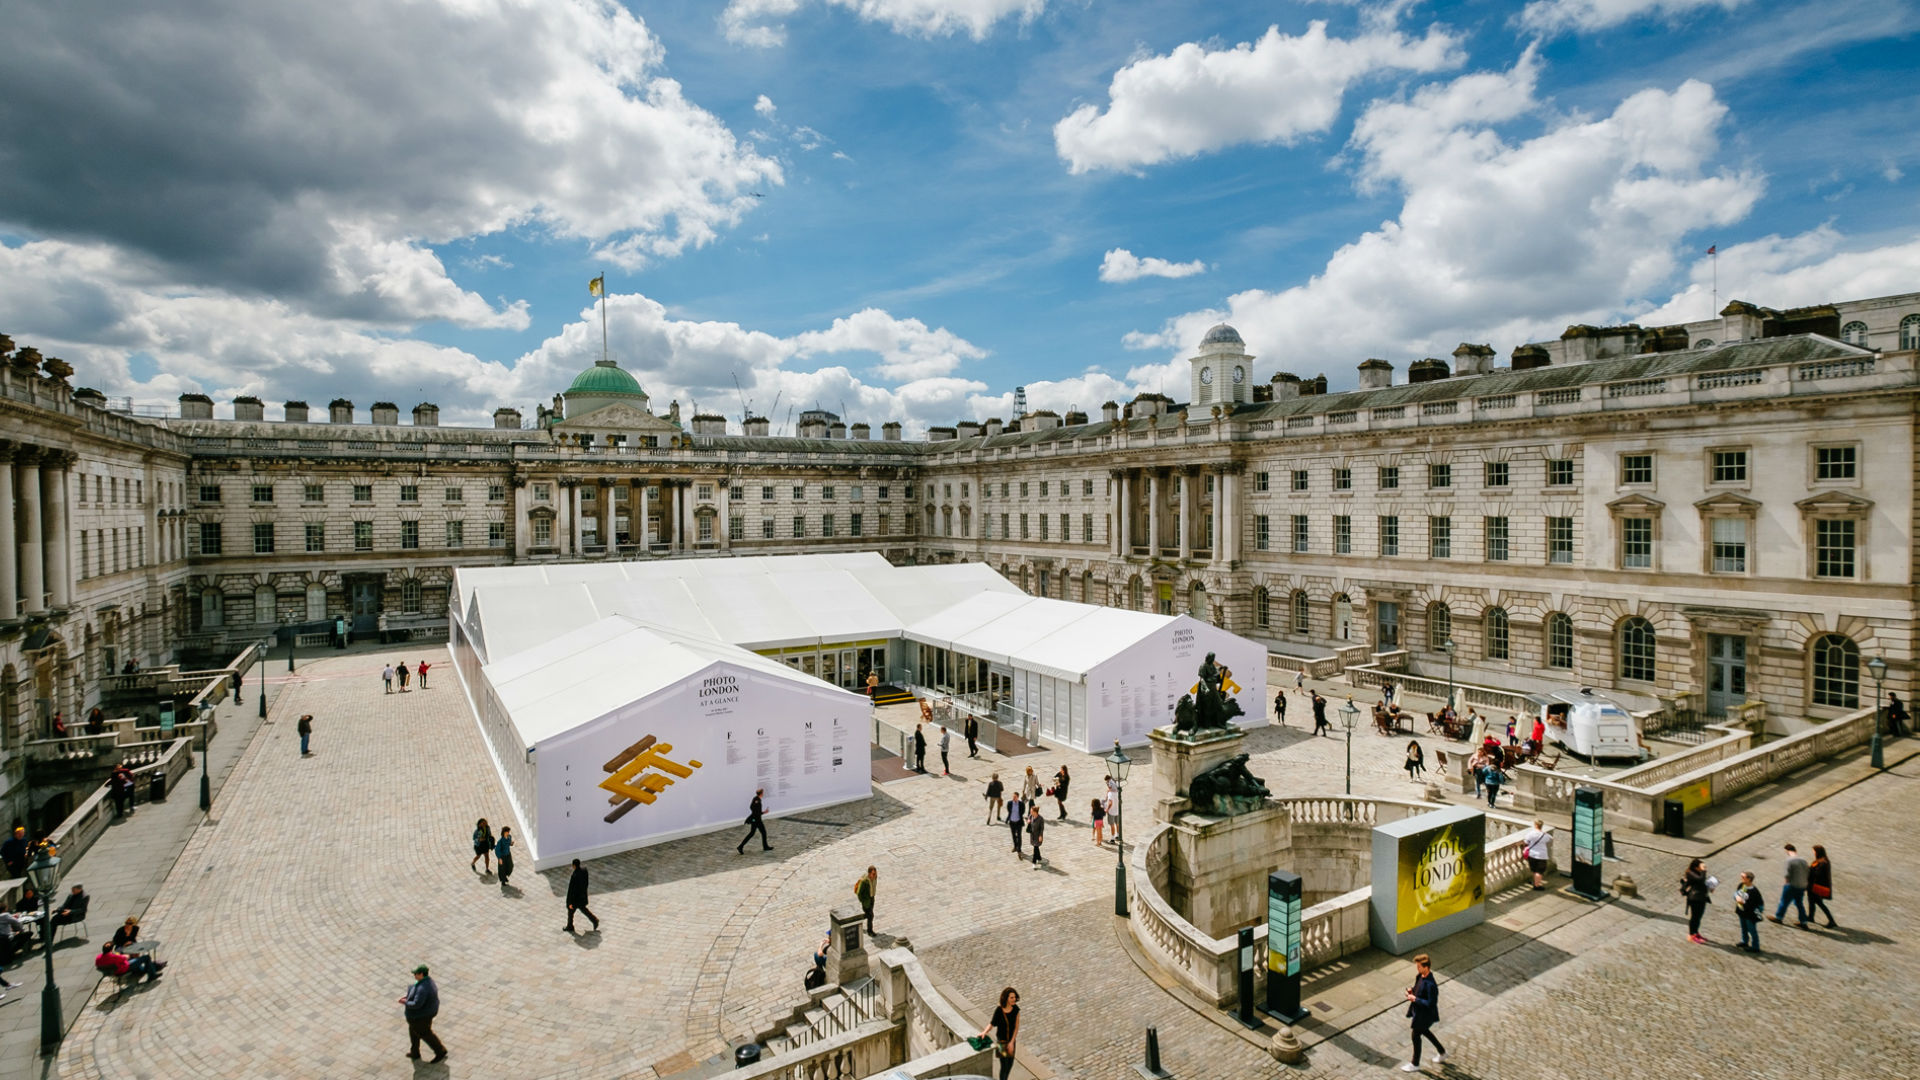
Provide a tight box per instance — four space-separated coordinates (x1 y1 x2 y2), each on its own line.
1443 638 1456 710
286 616 296 673
1868 656 1888 769
1105 741 1131 918
199 701 213 811
29 849 62 1054
1339 700 1360 796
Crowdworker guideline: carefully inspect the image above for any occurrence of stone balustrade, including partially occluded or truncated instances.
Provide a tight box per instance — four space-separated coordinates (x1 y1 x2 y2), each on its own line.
1347 665 1534 715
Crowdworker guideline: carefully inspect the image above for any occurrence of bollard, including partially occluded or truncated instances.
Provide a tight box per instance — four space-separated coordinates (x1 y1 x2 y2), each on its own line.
1135 1026 1170 1078
733 1043 762 1069
1603 830 1616 859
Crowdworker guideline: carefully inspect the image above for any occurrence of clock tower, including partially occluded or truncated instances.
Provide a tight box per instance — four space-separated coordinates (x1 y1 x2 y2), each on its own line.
1189 323 1252 408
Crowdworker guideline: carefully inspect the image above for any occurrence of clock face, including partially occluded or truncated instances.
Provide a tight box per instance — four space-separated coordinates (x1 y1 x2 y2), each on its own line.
1200 366 1213 385
1233 365 1246 384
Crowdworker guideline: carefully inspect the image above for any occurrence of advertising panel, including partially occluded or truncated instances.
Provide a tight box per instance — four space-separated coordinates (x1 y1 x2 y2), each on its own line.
1393 814 1487 934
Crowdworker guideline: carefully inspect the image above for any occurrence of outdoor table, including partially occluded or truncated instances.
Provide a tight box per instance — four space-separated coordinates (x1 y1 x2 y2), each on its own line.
125 940 158 958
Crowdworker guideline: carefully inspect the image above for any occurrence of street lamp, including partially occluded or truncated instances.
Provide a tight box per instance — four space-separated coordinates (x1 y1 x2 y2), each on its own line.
286 616 296 673
1868 656 1888 769
28 849 62 1054
199 700 214 811
1443 638 1456 711
1105 741 1132 918
1339 700 1361 796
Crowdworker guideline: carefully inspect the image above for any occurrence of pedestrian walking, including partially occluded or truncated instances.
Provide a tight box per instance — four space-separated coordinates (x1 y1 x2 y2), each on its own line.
979 986 1020 1080
397 660 411 691
1401 954 1445 1072
866 671 880 699
382 664 394 694
1274 690 1286 726
565 858 599 933
1888 691 1910 737
1007 794 1025 856
110 765 136 817
1026 809 1045 866
1404 740 1425 781
855 866 877 932
1021 766 1040 804
1091 798 1106 845
939 726 951 776
1311 692 1330 736
470 818 493 874
1519 819 1552 890
417 660 430 689
1295 670 1305 692
965 714 979 757
1103 776 1117 827
1769 844 1810 928
495 826 515 889
398 964 447 1063
1383 680 1396 706
1505 715 1519 746
738 788 771 853
912 724 928 774
1806 844 1837 928
297 713 314 756
1481 761 1506 809
1680 857 1712 943
1733 871 1763 952
1051 765 1070 819
984 773 1004 823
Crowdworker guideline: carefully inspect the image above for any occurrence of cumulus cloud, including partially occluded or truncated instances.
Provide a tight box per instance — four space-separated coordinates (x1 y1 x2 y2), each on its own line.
1120 56 1763 390
1634 227 1920 326
1098 248 1208 283
1054 21 1462 174
0 0 780 324
1518 0 1746 36
723 0 1044 47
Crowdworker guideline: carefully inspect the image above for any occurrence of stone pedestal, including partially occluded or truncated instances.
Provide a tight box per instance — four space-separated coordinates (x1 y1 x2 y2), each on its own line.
1165 802 1291 939
827 905 869 986
1148 726 1246 823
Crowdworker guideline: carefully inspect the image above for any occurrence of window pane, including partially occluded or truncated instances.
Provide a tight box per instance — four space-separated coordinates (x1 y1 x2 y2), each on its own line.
1486 608 1510 660
1710 517 1747 573
1622 517 1652 568
1810 634 1860 708
1815 519 1856 578
1619 618 1656 682
1547 613 1573 668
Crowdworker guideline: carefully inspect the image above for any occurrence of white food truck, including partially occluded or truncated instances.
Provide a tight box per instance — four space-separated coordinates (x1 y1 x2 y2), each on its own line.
1528 689 1645 762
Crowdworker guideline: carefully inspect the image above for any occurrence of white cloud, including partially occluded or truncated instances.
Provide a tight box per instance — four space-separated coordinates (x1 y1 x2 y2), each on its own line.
791 308 989 380
1518 0 1745 36
723 0 1044 47
754 93 779 118
1121 58 1763 390
1635 227 1920 326
1053 21 1462 174
1098 248 1208 283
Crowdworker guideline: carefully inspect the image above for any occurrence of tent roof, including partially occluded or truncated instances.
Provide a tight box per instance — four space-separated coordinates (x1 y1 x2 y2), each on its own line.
903 594 1181 680
484 615 857 747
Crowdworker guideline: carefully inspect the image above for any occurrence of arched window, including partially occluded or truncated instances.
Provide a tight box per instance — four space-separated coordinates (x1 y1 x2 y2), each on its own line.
1809 634 1860 708
402 578 423 615
1485 607 1510 661
1618 617 1657 682
1427 603 1452 652
253 585 276 624
1080 571 1093 604
1841 321 1870 346
1128 576 1144 610
1253 587 1270 629
1694 338 1714 349
1902 314 1920 351
1546 612 1573 668
1291 590 1311 636
1189 581 1209 620
200 589 224 629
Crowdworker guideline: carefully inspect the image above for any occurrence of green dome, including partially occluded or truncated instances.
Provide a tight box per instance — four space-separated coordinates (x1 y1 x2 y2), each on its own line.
566 361 646 397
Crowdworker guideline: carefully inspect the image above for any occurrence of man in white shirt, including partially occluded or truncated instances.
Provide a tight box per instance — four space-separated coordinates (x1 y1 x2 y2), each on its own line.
1519 819 1552 890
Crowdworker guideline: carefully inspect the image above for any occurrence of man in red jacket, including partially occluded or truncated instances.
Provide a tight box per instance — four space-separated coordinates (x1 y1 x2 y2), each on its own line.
95 942 164 982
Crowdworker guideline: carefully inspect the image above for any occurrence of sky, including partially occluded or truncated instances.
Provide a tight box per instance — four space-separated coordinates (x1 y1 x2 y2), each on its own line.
1 0 1917 433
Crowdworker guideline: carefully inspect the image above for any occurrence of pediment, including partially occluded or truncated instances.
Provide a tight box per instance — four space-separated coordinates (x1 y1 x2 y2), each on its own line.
556 401 674 432
1694 491 1762 515
1605 493 1666 514
1795 490 1872 517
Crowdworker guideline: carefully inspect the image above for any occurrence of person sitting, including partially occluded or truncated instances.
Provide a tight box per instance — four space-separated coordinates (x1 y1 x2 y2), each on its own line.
112 916 140 951
803 956 827 991
86 708 108 736
50 713 68 738
50 885 89 930
0 910 32 965
94 942 164 983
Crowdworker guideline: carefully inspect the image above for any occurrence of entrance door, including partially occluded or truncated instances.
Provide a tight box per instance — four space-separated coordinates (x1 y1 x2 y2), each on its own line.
840 649 857 689
1706 634 1746 717
1156 582 1174 615
350 580 379 633
1333 596 1352 641
1374 601 1400 650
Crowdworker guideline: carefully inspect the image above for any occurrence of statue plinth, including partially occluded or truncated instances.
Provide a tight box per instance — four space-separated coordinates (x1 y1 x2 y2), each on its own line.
1148 726 1246 823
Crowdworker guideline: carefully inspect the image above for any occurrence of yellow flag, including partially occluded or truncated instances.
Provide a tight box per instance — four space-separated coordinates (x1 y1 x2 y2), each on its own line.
588 275 605 298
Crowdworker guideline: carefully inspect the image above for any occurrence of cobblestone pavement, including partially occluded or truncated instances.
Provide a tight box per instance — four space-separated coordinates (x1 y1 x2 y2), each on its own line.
49 661 1916 1079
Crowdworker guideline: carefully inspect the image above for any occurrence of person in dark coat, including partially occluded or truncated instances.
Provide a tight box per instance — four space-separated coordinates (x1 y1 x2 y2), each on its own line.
1311 692 1330 737
297 714 313 756
494 827 514 889
398 964 446 1062
565 858 599 933
1887 692 1910 737
737 788 771 854
1051 765 1070 820
912 724 928 773
965 715 980 758
1402 954 1445 1071
1 827 28 877
1274 690 1286 726
1681 857 1712 943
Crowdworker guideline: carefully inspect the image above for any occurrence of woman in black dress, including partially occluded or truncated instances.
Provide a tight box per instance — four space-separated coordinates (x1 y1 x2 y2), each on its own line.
1681 858 1712 943
978 986 1019 1080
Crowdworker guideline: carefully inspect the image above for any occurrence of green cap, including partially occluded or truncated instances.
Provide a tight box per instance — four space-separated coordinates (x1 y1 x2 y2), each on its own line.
412 964 430 975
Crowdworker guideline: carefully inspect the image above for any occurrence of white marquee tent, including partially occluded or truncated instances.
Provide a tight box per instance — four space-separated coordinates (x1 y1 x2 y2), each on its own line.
457 614 870 869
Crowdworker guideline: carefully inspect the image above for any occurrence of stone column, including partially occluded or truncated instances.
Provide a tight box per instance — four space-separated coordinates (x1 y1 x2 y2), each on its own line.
512 484 530 558
570 484 584 553
597 480 611 550
555 480 572 556
681 481 696 550
1211 468 1226 566
0 445 16 619
1178 466 1195 561
1147 470 1162 557
1109 470 1125 556
718 478 732 551
43 453 71 609
1221 470 1238 564
18 451 45 615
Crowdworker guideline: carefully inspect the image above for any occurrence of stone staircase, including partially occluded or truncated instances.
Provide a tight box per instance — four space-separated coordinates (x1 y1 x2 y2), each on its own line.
753 976 884 1059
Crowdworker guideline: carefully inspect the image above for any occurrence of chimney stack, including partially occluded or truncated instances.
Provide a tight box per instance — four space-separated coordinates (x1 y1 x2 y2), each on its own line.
179 393 214 420
744 416 770 436
1407 359 1450 384
983 418 1004 437
691 414 727 435
330 398 355 424
955 421 982 438
1450 343 1495 376
882 421 903 441
1269 372 1301 400
1101 401 1120 422
829 421 847 439
493 407 521 429
1511 344 1550 371
284 401 310 422
1356 359 1393 390
412 402 440 426
232 396 265 421
850 422 870 439
370 402 399 425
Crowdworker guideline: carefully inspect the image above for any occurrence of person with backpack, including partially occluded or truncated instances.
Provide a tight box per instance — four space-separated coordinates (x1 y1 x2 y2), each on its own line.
470 819 493 874
854 866 877 933
1733 871 1764 952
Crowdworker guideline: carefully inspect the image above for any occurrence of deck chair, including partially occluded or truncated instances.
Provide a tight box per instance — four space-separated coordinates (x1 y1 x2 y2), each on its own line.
1537 752 1561 772
1434 750 1450 777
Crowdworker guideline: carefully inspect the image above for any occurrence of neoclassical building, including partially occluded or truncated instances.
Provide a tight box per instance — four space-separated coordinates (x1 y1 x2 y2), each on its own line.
3 291 1917 820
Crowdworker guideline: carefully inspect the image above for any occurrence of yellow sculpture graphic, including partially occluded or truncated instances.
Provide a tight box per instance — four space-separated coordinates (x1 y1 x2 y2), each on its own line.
600 735 703 823
1192 664 1242 697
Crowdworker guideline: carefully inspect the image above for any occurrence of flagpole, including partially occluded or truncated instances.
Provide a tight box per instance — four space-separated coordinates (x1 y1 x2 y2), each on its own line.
599 271 609 365
1711 249 1718 315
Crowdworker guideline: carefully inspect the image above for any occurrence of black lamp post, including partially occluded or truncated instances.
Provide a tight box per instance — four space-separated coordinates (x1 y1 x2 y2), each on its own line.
1339 700 1360 796
199 700 213 811
286 617 296 673
1444 638 1456 710
1105 741 1131 918
29 850 62 1054
1868 656 1887 769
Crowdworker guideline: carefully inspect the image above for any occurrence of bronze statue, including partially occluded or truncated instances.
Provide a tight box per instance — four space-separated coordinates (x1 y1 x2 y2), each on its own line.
1188 753 1270 815
1170 652 1244 737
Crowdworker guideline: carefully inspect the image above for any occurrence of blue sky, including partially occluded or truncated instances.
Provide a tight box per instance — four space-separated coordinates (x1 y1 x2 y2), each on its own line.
1 0 1916 431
